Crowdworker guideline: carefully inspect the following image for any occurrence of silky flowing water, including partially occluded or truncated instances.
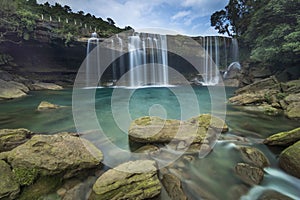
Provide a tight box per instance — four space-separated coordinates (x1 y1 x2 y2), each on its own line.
0 86 299 199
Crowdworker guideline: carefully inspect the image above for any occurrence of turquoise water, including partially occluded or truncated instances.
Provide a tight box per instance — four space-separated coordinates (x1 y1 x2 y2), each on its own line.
0 86 299 199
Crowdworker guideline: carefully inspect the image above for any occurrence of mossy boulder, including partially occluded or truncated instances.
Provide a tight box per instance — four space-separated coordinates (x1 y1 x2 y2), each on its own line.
90 160 161 200
186 114 228 133
128 114 228 144
264 127 300 146
6 133 103 182
0 128 34 152
238 146 270 168
0 160 20 199
279 141 300 178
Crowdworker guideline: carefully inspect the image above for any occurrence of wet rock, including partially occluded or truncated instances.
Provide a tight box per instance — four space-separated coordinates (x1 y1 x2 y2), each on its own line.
285 101 300 119
227 184 249 200
128 116 203 143
186 114 228 133
18 175 62 200
0 160 20 200
63 176 96 200
161 173 187 200
258 190 293 200
234 163 264 185
128 114 228 144
264 127 300 146
32 82 63 90
0 79 29 99
0 128 34 152
6 133 103 185
279 141 300 178
234 104 280 116
134 144 160 156
234 76 279 95
238 146 270 168
90 160 161 200
37 101 62 110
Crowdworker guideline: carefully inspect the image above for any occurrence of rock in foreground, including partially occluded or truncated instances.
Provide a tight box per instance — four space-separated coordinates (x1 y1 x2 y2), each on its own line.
0 160 20 199
90 160 161 200
6 133 103 185
0 128 33 152
279 141 300 178
264 127 300 146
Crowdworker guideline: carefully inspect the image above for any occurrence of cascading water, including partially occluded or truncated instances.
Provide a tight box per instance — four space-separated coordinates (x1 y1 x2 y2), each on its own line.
127 33 169 87
200 36 240 85
223 38 241 78
86 32 100 87
85 33 239 87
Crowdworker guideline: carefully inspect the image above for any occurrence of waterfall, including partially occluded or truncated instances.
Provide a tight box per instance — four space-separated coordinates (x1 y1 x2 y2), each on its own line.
127 33 169 87
117 35 125 78
86 32 100 87
111 39 117 81
200 36 240 85
223 38 240 79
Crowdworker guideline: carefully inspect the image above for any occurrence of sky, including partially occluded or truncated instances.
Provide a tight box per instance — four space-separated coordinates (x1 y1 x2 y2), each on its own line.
36 0 229 36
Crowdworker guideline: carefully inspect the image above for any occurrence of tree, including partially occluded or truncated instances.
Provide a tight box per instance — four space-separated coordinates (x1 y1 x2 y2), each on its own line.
211 0 259 36
63 5 71 13
211 10 232 36
107 17 115 25
77 10 84 15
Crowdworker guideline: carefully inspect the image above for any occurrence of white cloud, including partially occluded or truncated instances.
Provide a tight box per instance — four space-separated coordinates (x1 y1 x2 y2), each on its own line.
171 10 191 20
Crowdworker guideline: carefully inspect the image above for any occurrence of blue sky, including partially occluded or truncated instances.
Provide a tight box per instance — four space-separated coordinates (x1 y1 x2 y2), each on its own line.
37 0 229 36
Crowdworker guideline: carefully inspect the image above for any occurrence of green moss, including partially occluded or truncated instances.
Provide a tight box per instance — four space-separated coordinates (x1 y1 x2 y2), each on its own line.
13 167 39 186
135 116 152 126
19 175 62 200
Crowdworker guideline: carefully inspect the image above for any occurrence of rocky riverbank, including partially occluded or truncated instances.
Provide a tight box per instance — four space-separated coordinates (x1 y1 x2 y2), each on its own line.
0 114 299 199
228 76 300 119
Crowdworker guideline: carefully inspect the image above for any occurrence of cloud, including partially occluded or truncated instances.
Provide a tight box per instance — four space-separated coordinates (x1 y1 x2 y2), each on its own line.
171 10 191 21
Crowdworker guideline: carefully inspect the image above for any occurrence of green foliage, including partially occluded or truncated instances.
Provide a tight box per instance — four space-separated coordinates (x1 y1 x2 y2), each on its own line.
13 167 39 186
0 0 127 44
212 0 300 69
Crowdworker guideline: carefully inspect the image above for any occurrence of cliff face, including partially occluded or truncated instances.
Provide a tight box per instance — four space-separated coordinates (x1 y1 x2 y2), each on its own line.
0 20 87 86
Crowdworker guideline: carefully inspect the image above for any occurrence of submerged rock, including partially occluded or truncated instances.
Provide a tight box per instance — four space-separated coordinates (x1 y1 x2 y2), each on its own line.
32 82 63 90
238 146 270 168
264 127 300 146
6 133 103 185
234 163 264 185
90 160 161 200
0 160 20 200
0 128 33 152
279 141 300 178
37 101 62 110
161 173 187 200
258 190 293 200
0 79 29 99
